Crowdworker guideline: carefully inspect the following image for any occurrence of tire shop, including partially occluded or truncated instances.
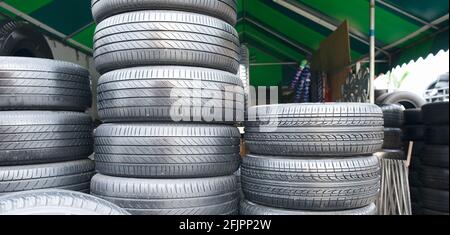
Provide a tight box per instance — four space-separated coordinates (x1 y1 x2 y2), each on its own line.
0 0 448 217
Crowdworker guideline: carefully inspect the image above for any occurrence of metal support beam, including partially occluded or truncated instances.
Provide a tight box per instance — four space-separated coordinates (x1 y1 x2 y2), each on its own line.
370 0 376 104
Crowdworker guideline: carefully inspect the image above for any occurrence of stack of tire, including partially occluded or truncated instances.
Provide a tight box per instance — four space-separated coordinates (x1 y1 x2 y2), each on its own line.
377 104 406 160
89 0 244 215
0 57 94 196
419 102 449 215
240 103 383 215
403 108 425 214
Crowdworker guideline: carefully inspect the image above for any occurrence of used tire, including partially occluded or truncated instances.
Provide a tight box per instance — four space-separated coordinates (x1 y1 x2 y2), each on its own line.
421 145 449 168
420 166 449 190
97 66 244 124
425 125 449 145
376 91 426 109
383 128 403 149
240 200 377 215
91 0 237 26
381 104 404 127
94 11 240 74
0 160 95 195
422 208 449 215
0 21 53 58
0 57 91 111
422 102 449 125
241 154 381 210
404 125 425 141
421 188 449 212
0 190 129 215
245 103 384 157
95 123 241 178
0 111 93 166
91 174 239 215
404 109 423 125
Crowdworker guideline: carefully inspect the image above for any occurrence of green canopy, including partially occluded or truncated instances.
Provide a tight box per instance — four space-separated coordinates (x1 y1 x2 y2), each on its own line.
1 0 448 86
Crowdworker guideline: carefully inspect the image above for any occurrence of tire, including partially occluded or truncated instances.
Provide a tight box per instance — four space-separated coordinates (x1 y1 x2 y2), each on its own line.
240 200 377 215
245 103 384 157
0 111 93 166
91 174 239 215
420 166 449 190
0 21 53 58
376 91 426 109
0 190 129 215
404 109 422 125
91 0 237 26
403 125 425 141
421 145 449 168
422 102 449 125
422 208 449 215
94 123 241 178
421 188 449 212
241 154 381 211
381 104 404 127
93 11 240 74
97 66 244 124
374 150 405 160
0 57 91 111
0 160 95 195
425 125 449 145
383 128 403 149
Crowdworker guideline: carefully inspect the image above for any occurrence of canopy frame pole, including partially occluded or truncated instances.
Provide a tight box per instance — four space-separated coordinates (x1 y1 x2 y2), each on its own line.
370 0 376 104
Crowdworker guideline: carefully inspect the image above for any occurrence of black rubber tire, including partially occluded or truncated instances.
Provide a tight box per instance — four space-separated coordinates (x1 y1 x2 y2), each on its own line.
421 145 449 168
0 21 53 58
0 111 93 166
91 174 239 215
403 125 425 141
241 154 381 211
0 160 95 195
404 109 423 125
240 200 378 215
93 11 240 74
91 0 237 26
376 91 426 109
245 103 384 157
421 187 449 213
383 128 403 150
381 104 404 127
422 102 449 125
97 66 244 124
0 57 91 111
94 123 241 178
422 208 449 215
420 166 449 190
0 189 129 215
374 150 406 160
425 125 449 145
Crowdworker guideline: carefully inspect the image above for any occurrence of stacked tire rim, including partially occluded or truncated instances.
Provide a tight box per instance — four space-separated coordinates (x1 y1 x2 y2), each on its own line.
419 102 449 215
90 0 244 215
240 103 383 215
0 57 95 196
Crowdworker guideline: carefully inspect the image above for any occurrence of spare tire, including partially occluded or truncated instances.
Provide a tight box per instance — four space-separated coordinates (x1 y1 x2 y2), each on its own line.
0 21 53 58
0 190 129 215
93 11 240 74
245 103 384 157
376 91 426 109
95 123 241 178
91 0 237 26
0 57 92 111
91 174 239 215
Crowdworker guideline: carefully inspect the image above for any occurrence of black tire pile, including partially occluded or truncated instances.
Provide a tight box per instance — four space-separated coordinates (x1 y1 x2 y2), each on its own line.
89 0 244 215
240 103 384 215
0 57 94 196
376 104 406 160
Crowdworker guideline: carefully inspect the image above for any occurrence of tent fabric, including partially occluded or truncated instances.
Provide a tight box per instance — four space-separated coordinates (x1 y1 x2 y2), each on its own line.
0 0 448 79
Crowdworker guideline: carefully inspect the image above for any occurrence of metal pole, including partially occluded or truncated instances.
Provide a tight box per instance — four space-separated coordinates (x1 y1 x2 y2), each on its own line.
369 0 376 104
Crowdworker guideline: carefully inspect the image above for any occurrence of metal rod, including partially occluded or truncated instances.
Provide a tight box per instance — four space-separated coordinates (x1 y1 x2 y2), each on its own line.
370 0 376 104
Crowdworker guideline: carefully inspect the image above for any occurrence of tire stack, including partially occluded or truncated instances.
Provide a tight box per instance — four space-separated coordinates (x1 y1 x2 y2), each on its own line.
89 0 244 215
240 103 383 215
419 102 449 215
403 109 425 214
379 104 405 158
0 57 94 196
